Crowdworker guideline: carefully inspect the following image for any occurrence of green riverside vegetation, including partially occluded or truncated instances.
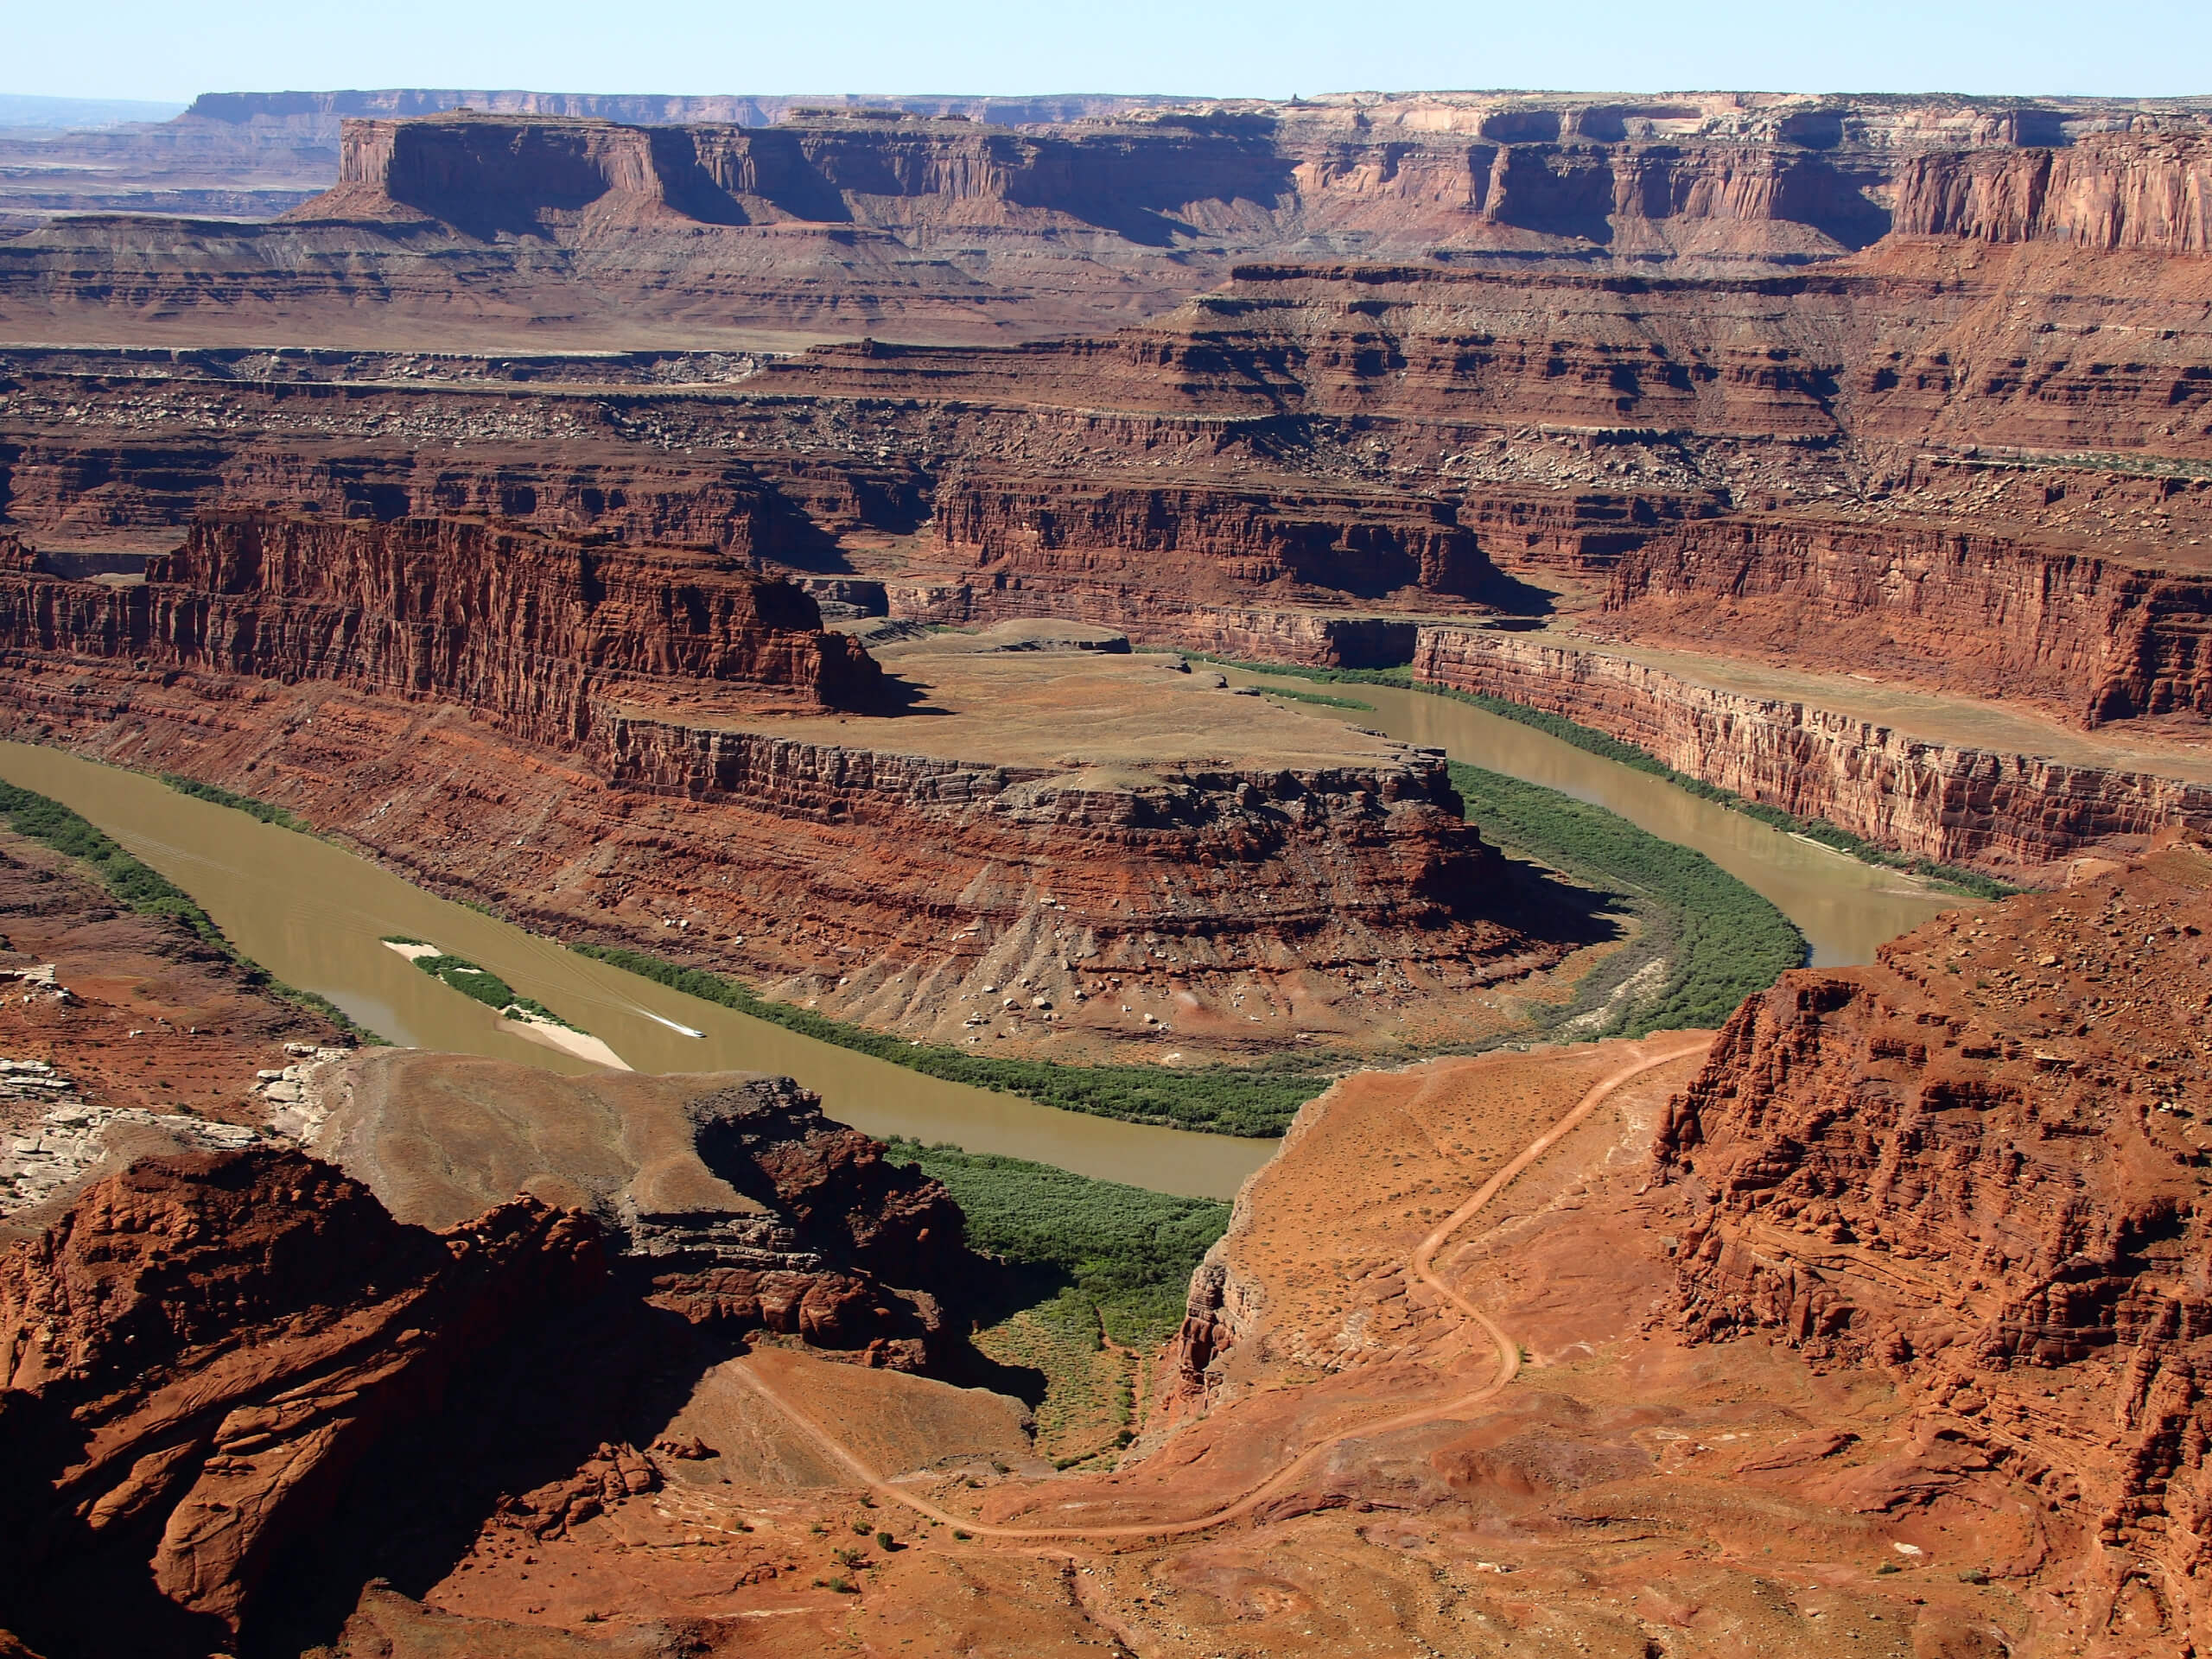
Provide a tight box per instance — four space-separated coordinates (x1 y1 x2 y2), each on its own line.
1251 684 1376 711
1185 654 1414 688
0 779 373 1038
570 943 1327 1137
883 1138 1230 1346
382 938 578 1029
1448 761 1808 1035
158 774 312 833
1202 655 2014 900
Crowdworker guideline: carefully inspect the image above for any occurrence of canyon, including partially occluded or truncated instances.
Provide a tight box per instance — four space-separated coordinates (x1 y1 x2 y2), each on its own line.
0 510 1580 1059
3 74 2212 1659
10 842 2212 1655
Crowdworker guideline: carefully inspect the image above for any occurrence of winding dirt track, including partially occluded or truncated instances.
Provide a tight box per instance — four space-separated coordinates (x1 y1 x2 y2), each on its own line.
728 1034 1713 1543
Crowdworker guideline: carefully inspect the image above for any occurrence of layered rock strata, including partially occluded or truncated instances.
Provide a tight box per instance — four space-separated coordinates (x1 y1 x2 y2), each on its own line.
1599 516 2212 727
0 512 884 738
6 97 2212 346
1652 846 2212 1648
1414 626 2212 873
0 1149 607 1650
1893 130 2212 252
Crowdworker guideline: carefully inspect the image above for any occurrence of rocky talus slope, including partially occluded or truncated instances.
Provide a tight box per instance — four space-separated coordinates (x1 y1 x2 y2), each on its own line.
1655 844 2212 1649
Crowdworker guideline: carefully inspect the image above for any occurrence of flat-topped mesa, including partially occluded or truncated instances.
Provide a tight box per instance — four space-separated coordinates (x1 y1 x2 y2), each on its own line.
305 109 1299 240
11 99 2212 352
1650 849 2212 1636
0 511 887 740
253 102 2212 264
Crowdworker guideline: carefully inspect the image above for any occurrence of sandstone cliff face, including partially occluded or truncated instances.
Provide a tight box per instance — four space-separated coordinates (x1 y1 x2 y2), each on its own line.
1653 849 2212 1648
1413 627 2212 872
0 1149 606 1650
1599 516 2212 727
931 474 1498 601
591 713 1508 951
0 511 886 740
1895 131 2212 254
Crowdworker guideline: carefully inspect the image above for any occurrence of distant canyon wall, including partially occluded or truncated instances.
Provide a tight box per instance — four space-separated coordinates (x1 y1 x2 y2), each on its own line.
1892 131 2212 252
312 106 2212 260
1412 627 2212 872
1598 517 2212 727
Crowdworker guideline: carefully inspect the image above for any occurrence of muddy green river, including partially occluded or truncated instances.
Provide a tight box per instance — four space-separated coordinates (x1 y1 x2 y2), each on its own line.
0 683 1963 1198
1228 673 1962 968
0 741 1271 1198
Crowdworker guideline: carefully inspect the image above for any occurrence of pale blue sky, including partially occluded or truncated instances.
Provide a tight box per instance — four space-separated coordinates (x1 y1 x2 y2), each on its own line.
10 0 2209 104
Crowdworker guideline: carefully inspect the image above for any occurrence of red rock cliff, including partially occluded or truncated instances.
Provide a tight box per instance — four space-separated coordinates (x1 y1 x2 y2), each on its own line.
1894 131 2212 254
932 474 1499 601
1413 626 2212 873
0 511 887 742
0 1149 606 1649
1599 514 2212 727
1652 849 2212 1647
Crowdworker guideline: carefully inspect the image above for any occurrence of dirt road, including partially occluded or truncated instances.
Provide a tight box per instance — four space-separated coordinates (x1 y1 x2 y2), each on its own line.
728 1033 1713 1542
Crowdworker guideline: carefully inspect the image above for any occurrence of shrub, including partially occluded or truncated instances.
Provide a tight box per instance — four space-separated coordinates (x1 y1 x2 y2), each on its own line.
1449 762 1808 1033
884 1138 1229 1345
159 773 312 833
0 780 373 1039
572 944 1327 1137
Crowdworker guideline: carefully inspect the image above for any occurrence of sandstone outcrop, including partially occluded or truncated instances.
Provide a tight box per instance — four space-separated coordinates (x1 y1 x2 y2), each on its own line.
1414 626 2212 874
311 1055 963 1368
0 1053 993 1651
7 219 2212 882
1652 846 2212 1648
0 1148 605 1653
